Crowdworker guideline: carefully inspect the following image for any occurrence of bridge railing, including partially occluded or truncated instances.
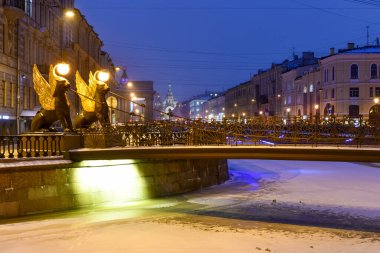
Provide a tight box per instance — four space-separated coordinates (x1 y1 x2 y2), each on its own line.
80 120 380 147
2 120 380 159
0 135 63 159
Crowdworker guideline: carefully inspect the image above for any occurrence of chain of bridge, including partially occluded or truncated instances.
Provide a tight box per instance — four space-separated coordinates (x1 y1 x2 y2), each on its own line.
1 118 380 159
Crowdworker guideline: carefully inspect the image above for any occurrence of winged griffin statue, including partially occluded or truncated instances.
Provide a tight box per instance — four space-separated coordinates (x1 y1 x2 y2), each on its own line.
73 70 110 129
31 64 73 132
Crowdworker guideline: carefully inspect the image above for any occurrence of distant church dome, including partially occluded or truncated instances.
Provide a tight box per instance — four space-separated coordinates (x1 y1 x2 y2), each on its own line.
161 84 178 118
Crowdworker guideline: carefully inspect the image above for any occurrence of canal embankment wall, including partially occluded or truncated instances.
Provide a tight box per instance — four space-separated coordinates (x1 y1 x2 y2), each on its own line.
0 158 229 218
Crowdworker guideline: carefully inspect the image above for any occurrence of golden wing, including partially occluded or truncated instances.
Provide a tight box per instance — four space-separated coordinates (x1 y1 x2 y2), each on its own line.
76 71 95 112
48 65 57 97
33 64 55 110
88 71 97 98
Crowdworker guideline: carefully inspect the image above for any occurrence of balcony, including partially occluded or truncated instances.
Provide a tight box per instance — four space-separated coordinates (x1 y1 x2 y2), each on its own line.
3 0 26 21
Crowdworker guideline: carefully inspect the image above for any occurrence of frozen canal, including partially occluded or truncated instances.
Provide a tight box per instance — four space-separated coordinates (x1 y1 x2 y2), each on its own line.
0 160 380 253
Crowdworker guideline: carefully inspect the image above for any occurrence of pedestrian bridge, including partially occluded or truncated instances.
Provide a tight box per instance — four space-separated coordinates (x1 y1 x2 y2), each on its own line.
68 145 380 163
3 120 380 162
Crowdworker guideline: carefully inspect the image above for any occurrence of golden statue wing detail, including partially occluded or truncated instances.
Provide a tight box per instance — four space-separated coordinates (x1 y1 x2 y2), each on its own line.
48 65 57 97
33 64 55 110
88 71 97 98
76 71 95 112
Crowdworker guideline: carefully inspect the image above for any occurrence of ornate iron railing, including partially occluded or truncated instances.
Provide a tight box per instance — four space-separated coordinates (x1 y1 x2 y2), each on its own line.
78 119 380 147
2 119 380 159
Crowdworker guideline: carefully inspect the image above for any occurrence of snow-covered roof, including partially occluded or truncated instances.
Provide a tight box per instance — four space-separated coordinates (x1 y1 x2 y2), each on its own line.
339 46 380 54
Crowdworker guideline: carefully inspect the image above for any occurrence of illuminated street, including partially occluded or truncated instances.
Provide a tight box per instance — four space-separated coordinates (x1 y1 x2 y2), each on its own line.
1 160 379 253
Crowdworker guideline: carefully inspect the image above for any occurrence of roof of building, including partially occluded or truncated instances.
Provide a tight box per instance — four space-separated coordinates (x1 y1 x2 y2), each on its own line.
340 46 380 54
321 45 380 60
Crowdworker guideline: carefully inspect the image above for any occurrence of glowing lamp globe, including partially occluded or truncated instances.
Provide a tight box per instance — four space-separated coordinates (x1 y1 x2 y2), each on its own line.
56 63 70 75
97 71 110 82
65 9 75 18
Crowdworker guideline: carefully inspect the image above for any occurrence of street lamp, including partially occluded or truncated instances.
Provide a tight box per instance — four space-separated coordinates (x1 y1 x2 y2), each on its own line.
315 104 320 124
374 97 379 104
275 94 281 118
64 9 75 18
95 70 110 82
286 107 291 124
54 63 70 76
60 9 75 59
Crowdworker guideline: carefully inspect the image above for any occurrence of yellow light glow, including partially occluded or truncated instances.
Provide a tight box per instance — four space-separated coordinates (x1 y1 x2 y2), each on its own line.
135 109 140 114
115 67 121 71
259 111 263 115
65 9 75 18
74 160 149 205
127 82 133 88
130 93 135 97
56 63 70 75
286 108 291 112
96 70 110 82
314 104 319 109
374 98 379 104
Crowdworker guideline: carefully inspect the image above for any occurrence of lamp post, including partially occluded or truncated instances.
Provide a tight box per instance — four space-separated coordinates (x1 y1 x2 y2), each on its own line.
314 104 320 124
251 98 255 117
60 8 75 59
286 107 291 124
276 94 281 118
318 88 323 123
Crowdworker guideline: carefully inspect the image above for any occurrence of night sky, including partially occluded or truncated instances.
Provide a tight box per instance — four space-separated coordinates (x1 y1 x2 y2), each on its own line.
75 0 380 101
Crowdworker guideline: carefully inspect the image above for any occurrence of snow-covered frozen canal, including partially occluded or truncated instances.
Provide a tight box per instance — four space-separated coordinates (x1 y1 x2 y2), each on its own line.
1 160 380 253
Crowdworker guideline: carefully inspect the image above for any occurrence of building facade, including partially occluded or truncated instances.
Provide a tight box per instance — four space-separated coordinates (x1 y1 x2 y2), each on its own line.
283 44 380 122
204 93 225 122
0 0 114 134
113 71 154 123
225 81 254 120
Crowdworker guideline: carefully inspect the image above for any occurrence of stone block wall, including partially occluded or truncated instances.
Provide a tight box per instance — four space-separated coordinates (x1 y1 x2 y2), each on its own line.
0 159 229 218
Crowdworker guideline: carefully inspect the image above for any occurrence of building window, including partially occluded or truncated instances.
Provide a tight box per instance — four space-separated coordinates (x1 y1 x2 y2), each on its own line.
2 81 6 107
331 88 335 98
376 87 380 97
29 87 33 109
23 86 28 109
309 83 314 92
371 64 378 79
349 87 359 97
370 87 373 97
350 64 359 79
10 83 14 108
349 105 360 118
332 67 335 81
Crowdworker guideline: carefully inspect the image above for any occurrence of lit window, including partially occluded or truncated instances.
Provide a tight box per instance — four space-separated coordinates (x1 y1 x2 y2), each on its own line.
309 84 314 93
